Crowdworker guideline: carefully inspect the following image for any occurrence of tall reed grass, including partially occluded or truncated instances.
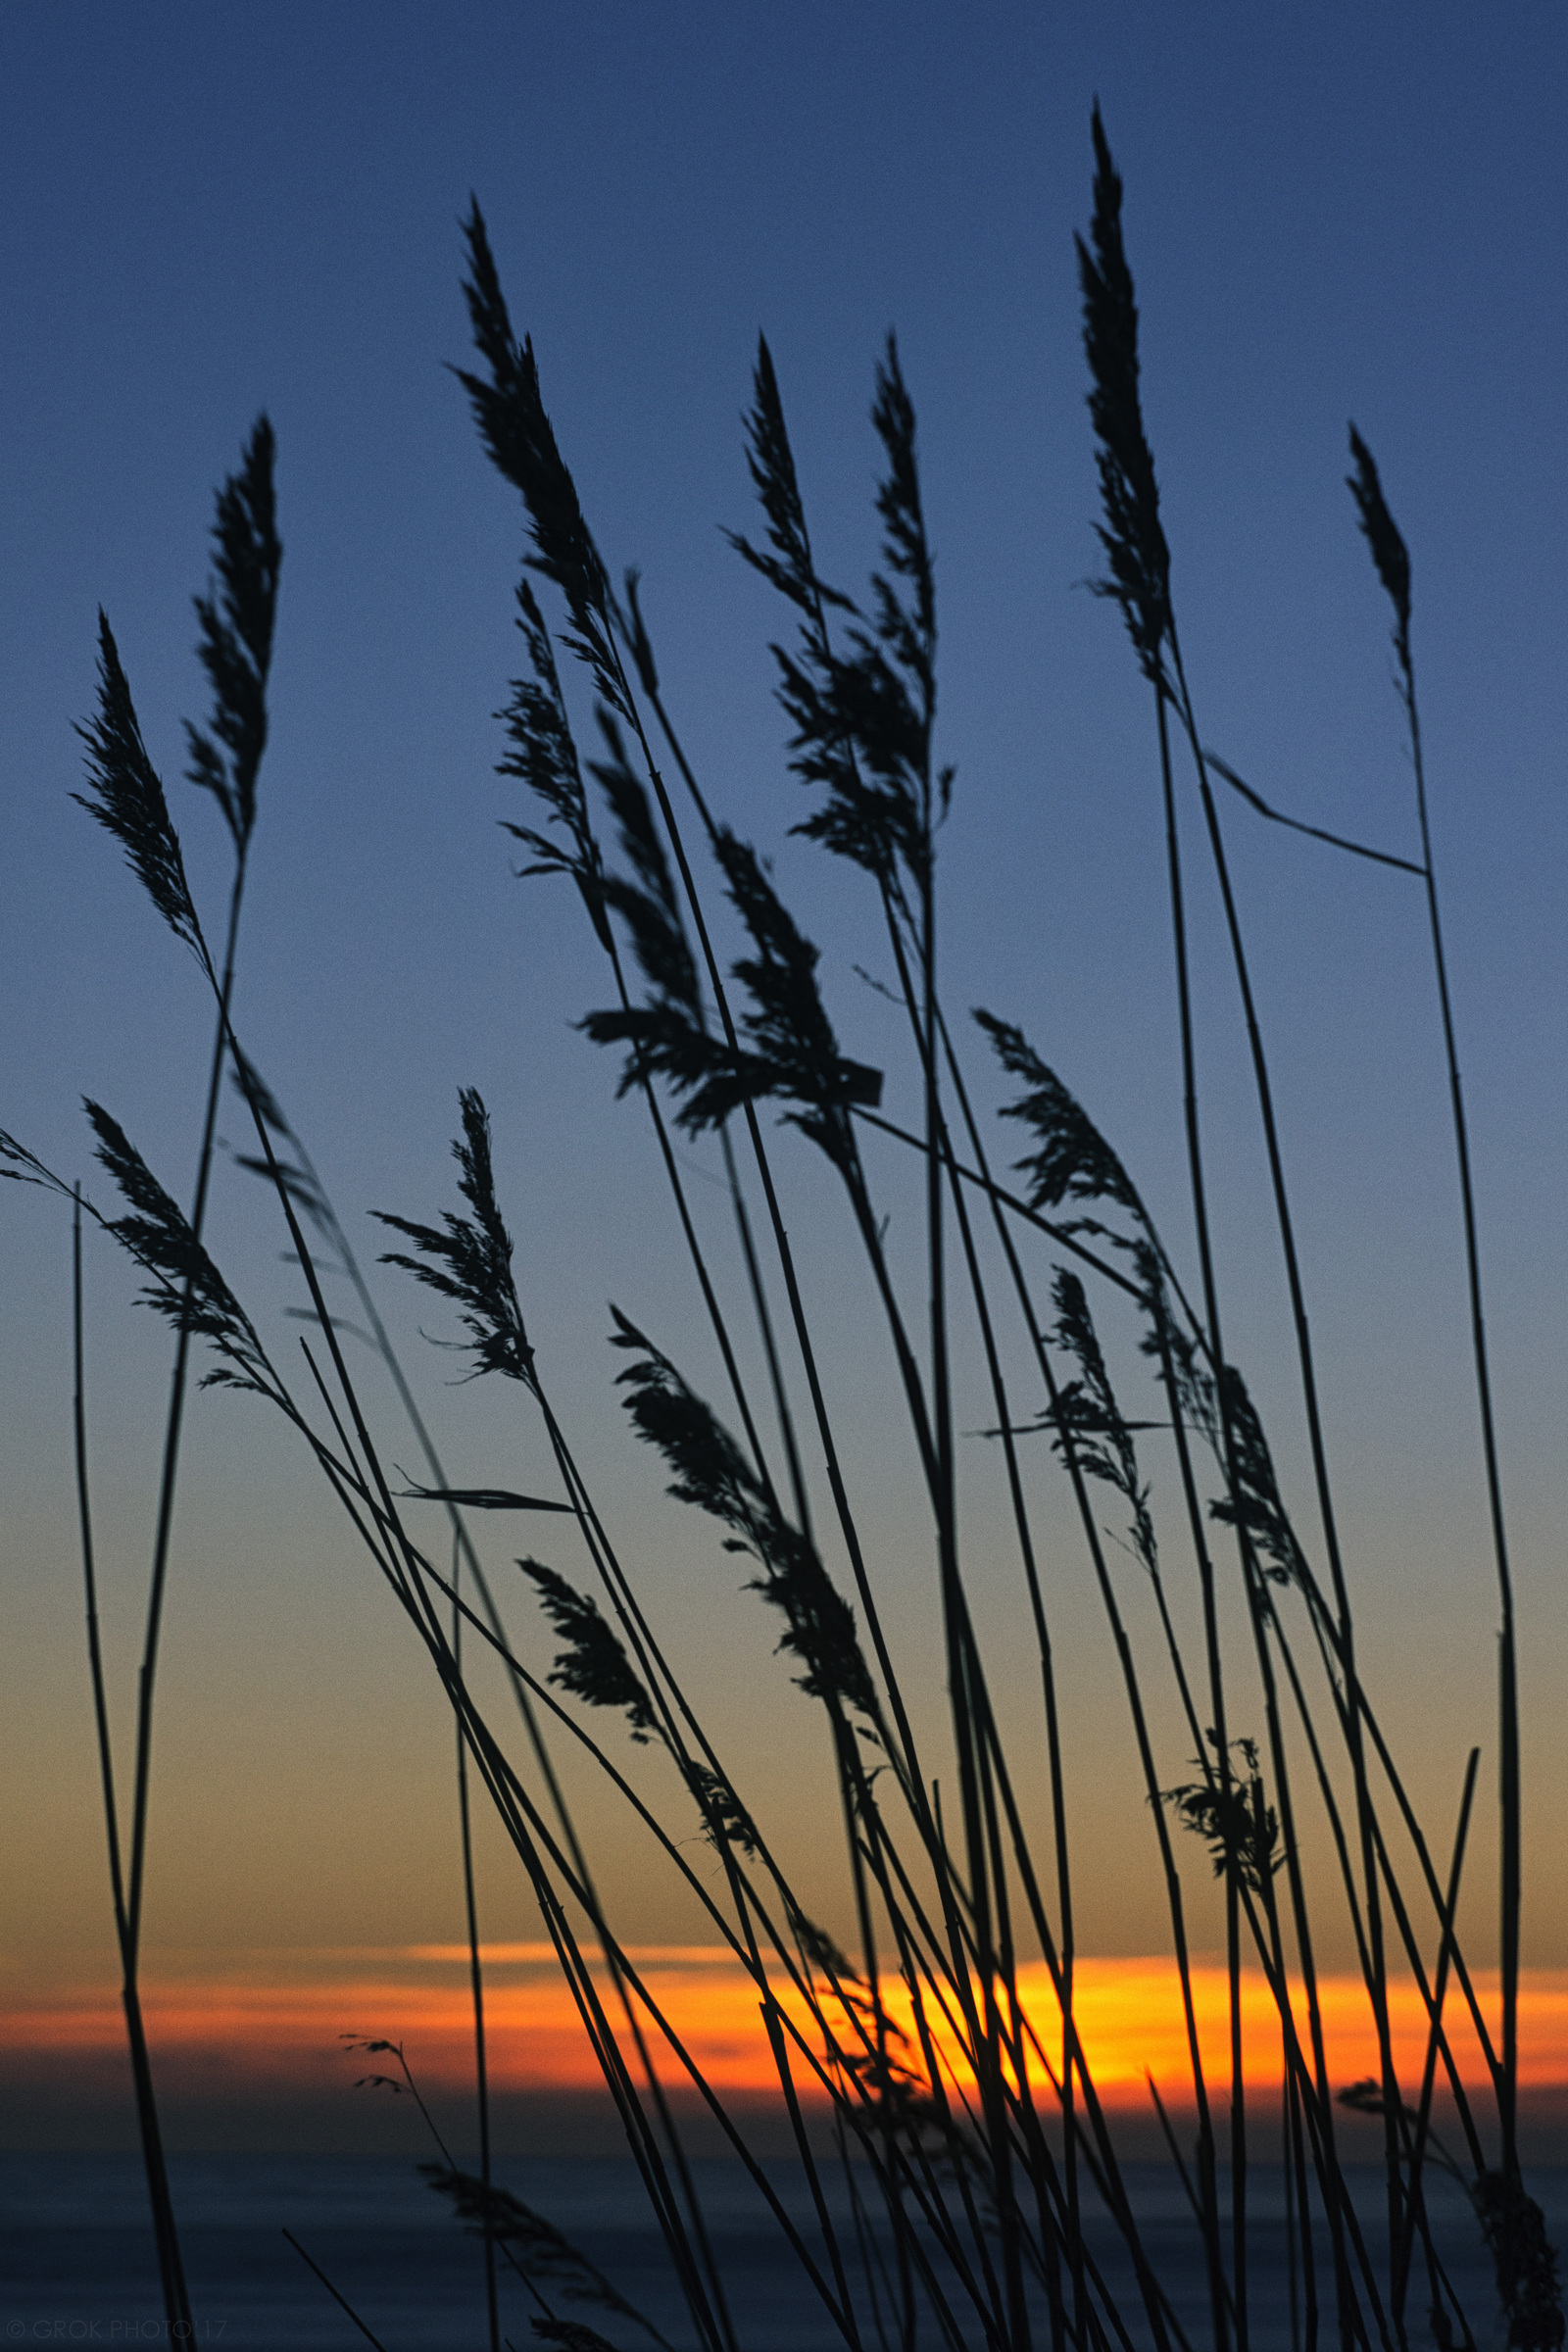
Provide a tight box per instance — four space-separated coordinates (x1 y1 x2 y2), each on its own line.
5 109 1560 2352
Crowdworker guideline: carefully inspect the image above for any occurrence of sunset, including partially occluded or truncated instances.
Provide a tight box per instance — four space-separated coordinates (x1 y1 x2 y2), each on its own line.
14 1955 1568 2143
4 3 1568 2346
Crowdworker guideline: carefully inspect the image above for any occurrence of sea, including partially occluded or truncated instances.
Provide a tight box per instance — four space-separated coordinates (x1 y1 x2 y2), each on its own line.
2 2154 1561 2350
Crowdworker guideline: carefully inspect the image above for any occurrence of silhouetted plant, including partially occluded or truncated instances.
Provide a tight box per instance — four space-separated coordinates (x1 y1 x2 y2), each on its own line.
1164 1738 1283 1900
374 1087 536 1388
12 103 1559 2352
519 1557 662 1745
611 1309 882 1729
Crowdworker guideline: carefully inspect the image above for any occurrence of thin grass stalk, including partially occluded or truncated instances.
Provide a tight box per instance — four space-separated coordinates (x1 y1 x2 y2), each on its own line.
1223 1879 1392 2352
1286 2043 1316 2352
994 2003 1075 2352
715 1116 815 1536
72 1191 128 1963
1269 1605 1376 1994
1135 1272 1254 2326
811 1980 1005 2352
1213 1817 1400 2352
978 1677 1055 2347
1123 1467 1316 2352
452 1540 501 2352
496 593 788 1518
74 449 277 2328
70 1198 190 2331
374 1551 838 2064
522 1394 864 2098
574 1739 747 2352
243 1118 738 2352
853 1101 1146 1302
1408 666 1520 2189
124 855 245 1962
1346 430 1521 2190
514 1367 883 2086
1145 1396 1238 2307
518 1378 742 1797
1025 2039 1193 2352
1147 2075 1218 2285
679 369 1030 2236
1249 1764 1320 2346
103 848 249 2351
1014 2013 1194 2352
578 1912 744 2352
282 2230 393 2350
1393 1749 1479 2326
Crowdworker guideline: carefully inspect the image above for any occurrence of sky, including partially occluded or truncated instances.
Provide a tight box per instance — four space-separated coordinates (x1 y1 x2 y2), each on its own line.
3 1 1568 2158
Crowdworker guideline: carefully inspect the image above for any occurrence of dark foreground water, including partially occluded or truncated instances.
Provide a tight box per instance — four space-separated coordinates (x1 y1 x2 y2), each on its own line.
3 2154 1561 2350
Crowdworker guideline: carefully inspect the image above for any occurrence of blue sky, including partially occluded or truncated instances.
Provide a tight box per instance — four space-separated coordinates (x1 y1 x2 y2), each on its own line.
4 0 1568 2028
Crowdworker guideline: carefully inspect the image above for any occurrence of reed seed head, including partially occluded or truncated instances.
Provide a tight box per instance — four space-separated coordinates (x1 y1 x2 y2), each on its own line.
1076 104 1172 689
184 414 280 857
373 1088 535 1387
74 614 210 970
1346 423 1413 684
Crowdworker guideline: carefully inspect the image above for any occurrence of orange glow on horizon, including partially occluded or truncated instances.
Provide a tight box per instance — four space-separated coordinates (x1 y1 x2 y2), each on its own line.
10 1951 1568 2117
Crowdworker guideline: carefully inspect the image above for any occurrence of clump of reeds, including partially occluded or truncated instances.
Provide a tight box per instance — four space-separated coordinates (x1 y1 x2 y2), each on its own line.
8 105 1560 2352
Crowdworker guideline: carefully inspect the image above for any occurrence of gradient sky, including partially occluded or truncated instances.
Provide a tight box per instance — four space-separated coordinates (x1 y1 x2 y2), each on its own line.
4 2 1568 2152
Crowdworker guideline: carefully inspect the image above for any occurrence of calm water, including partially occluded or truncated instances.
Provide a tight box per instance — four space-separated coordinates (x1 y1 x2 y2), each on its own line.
2 2153 1559 2350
